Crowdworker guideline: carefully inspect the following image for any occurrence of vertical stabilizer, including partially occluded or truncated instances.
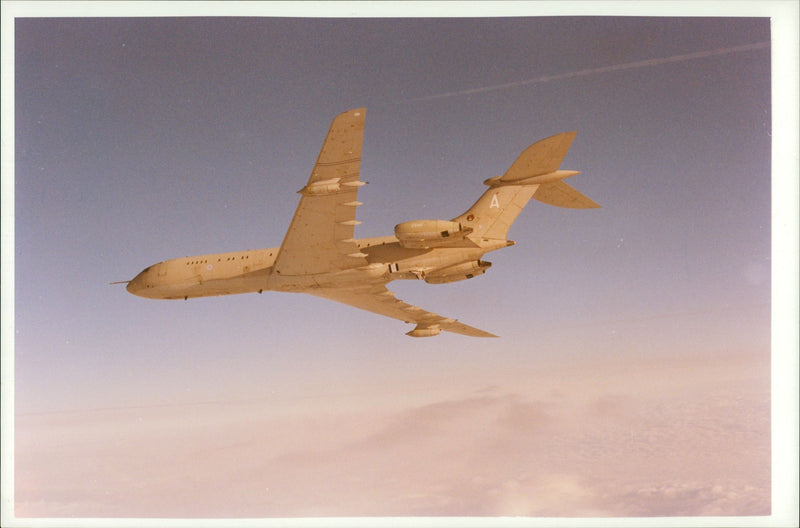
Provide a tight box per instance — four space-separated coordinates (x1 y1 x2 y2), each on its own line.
453 184 539 241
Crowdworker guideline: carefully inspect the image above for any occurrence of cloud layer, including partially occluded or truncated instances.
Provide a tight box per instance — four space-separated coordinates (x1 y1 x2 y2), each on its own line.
15 350 770 518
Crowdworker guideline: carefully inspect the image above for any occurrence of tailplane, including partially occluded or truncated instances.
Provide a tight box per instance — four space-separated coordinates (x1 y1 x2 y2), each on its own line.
500 130 578 182
453 132 598 241
532 179 599 209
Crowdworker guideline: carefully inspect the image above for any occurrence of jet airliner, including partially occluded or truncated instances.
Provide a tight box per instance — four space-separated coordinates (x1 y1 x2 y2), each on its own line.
123 108 599 337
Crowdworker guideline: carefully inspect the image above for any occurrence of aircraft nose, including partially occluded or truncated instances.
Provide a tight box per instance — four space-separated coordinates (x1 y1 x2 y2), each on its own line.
126 274 141 294
126 269 149 296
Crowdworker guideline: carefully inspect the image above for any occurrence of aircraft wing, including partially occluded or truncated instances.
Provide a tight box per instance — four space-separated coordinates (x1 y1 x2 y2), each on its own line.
273 108 367 276
308 284 498 338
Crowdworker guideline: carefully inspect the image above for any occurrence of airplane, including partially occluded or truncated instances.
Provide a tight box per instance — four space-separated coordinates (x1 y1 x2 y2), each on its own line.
121 108 599 337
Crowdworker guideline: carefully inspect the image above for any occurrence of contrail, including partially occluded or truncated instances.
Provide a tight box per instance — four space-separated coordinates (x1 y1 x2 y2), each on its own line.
407 41 770 102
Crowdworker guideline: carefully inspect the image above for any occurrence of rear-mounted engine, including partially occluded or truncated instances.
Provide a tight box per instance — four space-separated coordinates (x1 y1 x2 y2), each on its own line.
423 260 492 284
394 219 473 248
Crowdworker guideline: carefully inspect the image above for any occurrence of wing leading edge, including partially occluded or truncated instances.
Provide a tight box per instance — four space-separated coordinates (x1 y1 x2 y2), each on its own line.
307 285 498 338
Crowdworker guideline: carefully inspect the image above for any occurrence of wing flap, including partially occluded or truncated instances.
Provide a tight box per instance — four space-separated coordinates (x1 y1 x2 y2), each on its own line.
308 285 497 338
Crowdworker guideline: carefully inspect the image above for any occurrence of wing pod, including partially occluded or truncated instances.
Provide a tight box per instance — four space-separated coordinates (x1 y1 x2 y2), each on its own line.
299 177 341 195
394 220 473 249
406 324 442 338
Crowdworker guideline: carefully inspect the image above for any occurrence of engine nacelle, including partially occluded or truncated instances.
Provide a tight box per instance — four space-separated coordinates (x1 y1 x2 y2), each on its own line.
424 260 492 284
394 219 472 248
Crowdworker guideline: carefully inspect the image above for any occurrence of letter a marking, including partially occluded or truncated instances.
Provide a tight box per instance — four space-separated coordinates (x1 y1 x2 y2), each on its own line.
490 193 500 209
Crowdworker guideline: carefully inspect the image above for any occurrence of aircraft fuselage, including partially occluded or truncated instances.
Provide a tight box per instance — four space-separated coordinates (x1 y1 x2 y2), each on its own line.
123 108 597 337
126 235 507 300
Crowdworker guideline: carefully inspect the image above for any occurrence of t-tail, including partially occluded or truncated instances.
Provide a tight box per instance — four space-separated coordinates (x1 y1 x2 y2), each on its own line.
453 131 599 242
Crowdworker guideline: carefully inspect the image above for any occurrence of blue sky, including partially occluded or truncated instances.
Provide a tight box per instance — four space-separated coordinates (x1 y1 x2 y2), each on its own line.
3 2 798 524
12 14 773 408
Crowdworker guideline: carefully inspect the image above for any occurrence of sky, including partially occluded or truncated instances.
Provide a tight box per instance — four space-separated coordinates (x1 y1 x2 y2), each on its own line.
3 2 798 526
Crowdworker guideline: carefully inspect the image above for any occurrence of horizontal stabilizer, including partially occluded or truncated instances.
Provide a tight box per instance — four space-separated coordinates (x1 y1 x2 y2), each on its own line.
533 180 600 209
501 131 577 182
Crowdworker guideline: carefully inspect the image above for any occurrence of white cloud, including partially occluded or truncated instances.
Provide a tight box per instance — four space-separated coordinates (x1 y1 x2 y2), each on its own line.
14 350 770 518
